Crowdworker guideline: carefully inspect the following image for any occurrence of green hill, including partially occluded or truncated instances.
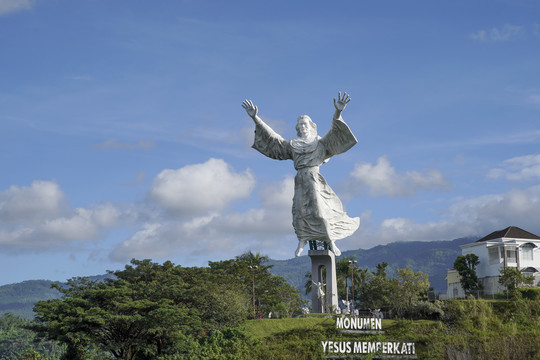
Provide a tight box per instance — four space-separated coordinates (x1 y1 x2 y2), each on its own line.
0 274 113 319
0 280 61 319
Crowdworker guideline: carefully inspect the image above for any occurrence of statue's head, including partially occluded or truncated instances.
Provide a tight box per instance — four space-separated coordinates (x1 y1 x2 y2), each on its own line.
296 115 317 138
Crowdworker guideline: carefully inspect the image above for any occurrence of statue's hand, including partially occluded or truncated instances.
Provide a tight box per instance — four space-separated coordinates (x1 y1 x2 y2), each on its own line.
333 91 351 112
242 99 258 119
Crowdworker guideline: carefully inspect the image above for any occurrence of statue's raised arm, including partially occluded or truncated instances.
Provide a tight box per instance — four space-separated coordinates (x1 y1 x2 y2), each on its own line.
321 91 357 158
242 99 261 125
333 91 351 115
243 99 292 161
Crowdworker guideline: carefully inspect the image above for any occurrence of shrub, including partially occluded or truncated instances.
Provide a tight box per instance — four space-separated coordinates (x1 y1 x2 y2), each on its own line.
518 287 540 300
411 300 445 320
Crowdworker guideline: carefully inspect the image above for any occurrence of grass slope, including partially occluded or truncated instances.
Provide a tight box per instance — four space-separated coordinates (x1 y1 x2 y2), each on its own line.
238 300 540 360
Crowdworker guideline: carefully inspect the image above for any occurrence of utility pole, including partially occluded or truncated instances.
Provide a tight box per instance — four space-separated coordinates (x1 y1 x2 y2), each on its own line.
349 260 357 315
345 274 349 312
248 265 258 319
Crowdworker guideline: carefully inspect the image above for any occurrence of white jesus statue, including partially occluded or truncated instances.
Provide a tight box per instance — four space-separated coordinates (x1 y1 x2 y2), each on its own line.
242 92 360 257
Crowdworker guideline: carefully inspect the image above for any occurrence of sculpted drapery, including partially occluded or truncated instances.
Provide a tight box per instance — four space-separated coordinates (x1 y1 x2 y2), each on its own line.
243 92 360 257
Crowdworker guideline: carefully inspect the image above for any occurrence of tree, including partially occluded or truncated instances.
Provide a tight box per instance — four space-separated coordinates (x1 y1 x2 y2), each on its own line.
453 254 482 295
359 263 392 310
209 252 304 318
375 262 389 278
31 259 250 359
389 268 430 318
0 314 63 359
304 271 315 296
21 349 47 360
499 267 534 298
235 251 271 271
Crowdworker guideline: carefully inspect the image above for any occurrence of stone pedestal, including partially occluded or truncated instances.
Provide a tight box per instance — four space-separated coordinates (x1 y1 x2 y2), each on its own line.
309 250 338 313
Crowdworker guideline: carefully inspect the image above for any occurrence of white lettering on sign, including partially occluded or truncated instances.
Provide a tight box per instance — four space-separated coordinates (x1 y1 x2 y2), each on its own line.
335 317 382 330
324 317 417 358
322 341 416 355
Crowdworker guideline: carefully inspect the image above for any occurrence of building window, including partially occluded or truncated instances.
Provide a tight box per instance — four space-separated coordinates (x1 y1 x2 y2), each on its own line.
489 247 499 265
521 267 537 279
506 249 517 263
521 243 534 262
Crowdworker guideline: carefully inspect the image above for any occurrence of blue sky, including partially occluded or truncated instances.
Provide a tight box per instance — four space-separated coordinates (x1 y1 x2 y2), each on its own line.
1 0 540 285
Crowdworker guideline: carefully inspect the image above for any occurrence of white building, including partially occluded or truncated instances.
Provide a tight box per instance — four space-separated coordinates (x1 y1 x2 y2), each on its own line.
446 226 540 298
444 269 466 300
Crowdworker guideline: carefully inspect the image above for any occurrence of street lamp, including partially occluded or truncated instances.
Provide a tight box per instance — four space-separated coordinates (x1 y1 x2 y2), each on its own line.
248 265 258 319
345 272 349 311
349 260 357 315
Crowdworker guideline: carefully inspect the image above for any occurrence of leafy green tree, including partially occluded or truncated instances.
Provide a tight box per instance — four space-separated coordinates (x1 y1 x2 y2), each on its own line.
21 349 47 360
0 313 63 359
31 259 250 359
454 254 482 295
359 263 392 309
375 262 389 278
336 257 364 301
389 267 430 317
499 266 534 299
209 252 304 318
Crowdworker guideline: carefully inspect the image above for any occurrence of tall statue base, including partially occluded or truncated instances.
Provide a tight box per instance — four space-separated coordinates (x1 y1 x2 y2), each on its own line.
309 250 338 313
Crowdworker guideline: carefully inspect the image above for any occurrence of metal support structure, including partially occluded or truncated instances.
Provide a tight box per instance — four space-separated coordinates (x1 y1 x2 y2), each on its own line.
308 249 338 313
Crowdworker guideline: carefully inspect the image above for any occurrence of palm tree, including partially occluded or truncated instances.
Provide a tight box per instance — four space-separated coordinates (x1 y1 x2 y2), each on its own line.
236 251 272 271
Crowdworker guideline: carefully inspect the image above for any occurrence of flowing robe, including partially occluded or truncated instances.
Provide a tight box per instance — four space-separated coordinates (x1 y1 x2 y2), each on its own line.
252 116 360 245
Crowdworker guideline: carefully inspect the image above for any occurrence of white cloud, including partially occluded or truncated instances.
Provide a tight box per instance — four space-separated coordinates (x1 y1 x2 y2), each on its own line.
111 173 294 262
148 158 255 215
110 223 166 260
109 206 295 263
0 159 266 260
0 181 66 224
340 185 540 251
259 176 294 208
40 209 98 240
470 24 524 42
448 186 540 231
0 181 124 252
8 160 540 266
346 156 450 197
488 154 540 181
0 0 34 16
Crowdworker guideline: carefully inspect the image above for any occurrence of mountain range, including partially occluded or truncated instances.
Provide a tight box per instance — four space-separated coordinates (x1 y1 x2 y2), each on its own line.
0 237 475 319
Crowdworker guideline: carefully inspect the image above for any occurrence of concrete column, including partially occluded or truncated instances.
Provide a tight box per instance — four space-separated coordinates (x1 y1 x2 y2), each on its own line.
309 250 338 313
